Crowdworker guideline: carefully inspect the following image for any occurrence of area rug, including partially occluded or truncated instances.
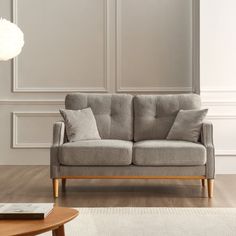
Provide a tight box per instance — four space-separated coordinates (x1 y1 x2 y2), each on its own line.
40 208 236 236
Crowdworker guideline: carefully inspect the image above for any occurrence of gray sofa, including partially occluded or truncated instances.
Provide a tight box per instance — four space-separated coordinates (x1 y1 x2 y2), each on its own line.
50 93 215 198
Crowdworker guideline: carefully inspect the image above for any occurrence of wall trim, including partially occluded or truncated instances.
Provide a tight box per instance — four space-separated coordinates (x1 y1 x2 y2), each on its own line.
115 0 199 93
207 114 236 119
216 150 236 156
12 111 60 148
12 0 109 93
202 100 236 106
115 87 193 93
201 88 236 93
0 99 64 105
2 99 236 106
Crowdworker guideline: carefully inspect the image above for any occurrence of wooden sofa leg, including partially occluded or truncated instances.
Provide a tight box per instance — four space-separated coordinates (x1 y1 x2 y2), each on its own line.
201 179 206 187
62 178 66 192
207 179 214 198
53 178 59 198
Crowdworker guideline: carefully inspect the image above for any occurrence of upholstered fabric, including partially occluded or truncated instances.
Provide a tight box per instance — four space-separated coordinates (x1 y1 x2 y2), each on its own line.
50 121 65 178
134 94 201 141
60 108 101 142
50 93 215 183
201 121 215 178
59 139 133 166
65 93 133 140
52 121 65 147
133 140 206 166
167 109 208 143
51 165 206 178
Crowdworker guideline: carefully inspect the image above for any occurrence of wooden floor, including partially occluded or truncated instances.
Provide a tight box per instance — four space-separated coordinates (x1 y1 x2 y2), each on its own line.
0 166 236 208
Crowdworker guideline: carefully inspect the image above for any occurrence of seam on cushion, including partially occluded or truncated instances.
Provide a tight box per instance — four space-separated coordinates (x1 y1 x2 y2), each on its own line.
132 97 134 141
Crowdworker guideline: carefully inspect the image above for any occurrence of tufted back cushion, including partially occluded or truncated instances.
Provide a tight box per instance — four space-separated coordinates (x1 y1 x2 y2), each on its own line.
134 94 201 141
65 93 133 140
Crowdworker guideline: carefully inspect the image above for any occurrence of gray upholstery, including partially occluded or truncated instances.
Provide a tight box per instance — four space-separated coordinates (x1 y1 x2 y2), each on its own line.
201 121 215 178
133 140 206 166
60 108 101 142
59 140 133 166
167 109 208 143
52 166 206 178
50 93 215 188
134 94 201 141
65 93 133 140
50 121 65 178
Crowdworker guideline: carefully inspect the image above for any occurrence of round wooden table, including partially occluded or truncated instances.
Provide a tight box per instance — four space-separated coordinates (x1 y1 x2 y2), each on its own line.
0 207 78 236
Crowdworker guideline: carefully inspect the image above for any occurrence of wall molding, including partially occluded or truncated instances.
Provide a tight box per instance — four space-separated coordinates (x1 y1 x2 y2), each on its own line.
216 150 236 156
207 115 236 156
115 0 199 93
201 87 236 93
115 87 193 93
0 99 64 105
2 99 236 106
202 100 236 106
12 0 109 93
207 114 236 119
12 111 60 148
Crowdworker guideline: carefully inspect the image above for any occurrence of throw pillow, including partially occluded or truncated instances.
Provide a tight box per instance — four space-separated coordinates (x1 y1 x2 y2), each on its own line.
60 107 101 142
166 109 208 143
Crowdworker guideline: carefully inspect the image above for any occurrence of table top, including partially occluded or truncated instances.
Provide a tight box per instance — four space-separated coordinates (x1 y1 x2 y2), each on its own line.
0 207 78 236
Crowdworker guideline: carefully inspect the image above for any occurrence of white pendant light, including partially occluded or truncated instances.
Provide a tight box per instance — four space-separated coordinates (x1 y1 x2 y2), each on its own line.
0 18 24 61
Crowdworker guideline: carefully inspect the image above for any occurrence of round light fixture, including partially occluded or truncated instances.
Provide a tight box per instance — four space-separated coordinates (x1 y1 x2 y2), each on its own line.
0 18 24 61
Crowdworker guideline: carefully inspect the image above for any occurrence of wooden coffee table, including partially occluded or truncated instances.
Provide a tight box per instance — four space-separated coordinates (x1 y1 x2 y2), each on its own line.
0 207 78 236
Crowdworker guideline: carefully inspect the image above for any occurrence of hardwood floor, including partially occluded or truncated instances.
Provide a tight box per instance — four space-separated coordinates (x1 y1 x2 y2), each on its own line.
0 166 236 208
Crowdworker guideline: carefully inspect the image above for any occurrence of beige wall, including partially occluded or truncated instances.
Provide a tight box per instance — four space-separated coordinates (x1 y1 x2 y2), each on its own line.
0 0 195 165
201 0 236 173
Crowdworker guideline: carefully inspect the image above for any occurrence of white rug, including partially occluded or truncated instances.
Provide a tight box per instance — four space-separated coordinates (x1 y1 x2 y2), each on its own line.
40 208 236 236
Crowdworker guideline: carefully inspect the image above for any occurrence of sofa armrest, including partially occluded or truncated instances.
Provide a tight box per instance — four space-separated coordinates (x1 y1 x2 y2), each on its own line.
52 121 66 146
50 121 66 178
201 121 215 179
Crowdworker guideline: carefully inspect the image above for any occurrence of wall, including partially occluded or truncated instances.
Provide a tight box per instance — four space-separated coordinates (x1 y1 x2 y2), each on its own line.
0 0 232 174
0 0 195 165
201 0 236 173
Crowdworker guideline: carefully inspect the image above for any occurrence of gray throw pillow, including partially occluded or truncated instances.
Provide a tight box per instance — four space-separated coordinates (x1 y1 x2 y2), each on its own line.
60 107 101 142
166 109 208 143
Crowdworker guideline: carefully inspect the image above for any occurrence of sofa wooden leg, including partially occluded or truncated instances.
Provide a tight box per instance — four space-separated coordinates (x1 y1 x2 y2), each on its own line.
62 178 66 192
53 178 59 198
201 179 206 187
207 179 214 198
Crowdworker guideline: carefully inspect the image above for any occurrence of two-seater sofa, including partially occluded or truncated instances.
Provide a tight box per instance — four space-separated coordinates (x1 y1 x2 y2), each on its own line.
50 93 215 198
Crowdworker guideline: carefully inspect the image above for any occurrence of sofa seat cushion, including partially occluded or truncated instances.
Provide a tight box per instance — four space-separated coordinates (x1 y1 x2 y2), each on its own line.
59 140 133 166
133 140 206 166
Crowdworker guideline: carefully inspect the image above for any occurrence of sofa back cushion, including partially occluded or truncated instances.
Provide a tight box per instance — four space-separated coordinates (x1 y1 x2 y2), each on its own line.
134 94 201 141
65 93 133 140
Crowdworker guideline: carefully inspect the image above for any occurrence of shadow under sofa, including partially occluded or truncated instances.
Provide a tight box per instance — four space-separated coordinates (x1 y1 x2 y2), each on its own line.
50 93 215 198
